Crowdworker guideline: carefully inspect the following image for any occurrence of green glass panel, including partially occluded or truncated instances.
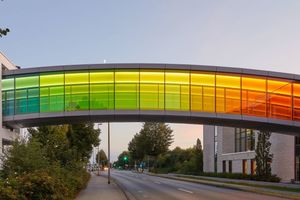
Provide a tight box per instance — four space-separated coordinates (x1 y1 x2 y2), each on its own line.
6 91 14 100
2 78 14 91
65 85 89 111
40 73 64 86
28 88 39 98
7 100 14 116
50 95 64 112
27 97 39 113
90 70 114 83
115 83 139 109
40 96 50 112
140 83 164 110
16 90 27 99
65 72 88 85
90 84 114 110
40 87 49 97
16 99 27 114
16 76 39 89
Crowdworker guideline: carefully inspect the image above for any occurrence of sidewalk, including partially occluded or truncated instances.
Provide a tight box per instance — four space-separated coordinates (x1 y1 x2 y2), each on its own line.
148 173 300 200
76 173 127 200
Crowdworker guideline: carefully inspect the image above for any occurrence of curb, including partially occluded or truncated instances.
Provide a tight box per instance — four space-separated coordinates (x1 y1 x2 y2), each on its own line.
147 173 300 200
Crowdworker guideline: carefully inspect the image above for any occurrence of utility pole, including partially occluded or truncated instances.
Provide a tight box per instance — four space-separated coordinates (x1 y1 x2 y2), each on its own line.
97 123 101 176
108 122 111 184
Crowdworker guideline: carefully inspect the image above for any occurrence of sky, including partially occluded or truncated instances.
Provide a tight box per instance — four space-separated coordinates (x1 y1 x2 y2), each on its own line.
1 0 300 161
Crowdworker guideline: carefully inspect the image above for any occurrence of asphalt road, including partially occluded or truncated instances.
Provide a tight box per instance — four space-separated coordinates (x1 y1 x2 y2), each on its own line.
111 170 288 200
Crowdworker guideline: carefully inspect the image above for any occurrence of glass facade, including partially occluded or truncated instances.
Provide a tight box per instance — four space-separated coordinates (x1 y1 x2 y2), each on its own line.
2 69 299 122
235 128 255 152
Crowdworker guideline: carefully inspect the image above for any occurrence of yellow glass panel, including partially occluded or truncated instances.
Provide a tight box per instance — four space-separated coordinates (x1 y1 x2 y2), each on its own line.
140 70 164 84
65 72 89 85
216 74 240 89
242 77 266 92
40 73 64 87
191 72 215 86
90 70 114 83
165 70 189 85
115 70 139 83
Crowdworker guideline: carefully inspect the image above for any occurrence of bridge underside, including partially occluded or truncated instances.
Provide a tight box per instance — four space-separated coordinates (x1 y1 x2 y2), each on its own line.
4 110 300 136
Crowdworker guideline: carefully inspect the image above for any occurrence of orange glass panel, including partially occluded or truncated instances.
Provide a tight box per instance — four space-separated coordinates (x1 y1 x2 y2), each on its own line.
242 77 266 92
294 83 300 121
216 74 241 114
294 83 300 97
242 76 266 117
268 79 291 95
242 90 266 117
268 79 292 120
191 86 203 111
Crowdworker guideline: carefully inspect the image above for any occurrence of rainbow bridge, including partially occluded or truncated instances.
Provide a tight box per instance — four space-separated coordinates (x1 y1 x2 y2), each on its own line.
2 64 300 135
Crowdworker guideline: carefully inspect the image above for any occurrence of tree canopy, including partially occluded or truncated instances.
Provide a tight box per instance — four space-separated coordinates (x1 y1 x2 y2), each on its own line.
255 131 273 177
128 122 174 161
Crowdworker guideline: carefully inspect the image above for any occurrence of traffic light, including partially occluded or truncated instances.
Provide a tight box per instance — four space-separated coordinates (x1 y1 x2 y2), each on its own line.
123 156 128 161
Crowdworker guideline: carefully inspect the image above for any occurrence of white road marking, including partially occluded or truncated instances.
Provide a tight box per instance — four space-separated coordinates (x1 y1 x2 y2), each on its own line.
138 190 143 193
154 181 161 184
177 188 193 194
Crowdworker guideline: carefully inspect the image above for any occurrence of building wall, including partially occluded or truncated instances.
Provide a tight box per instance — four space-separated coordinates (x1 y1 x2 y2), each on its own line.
270 133 295 182
0 52 18 167
203 125 215 172
203 125 295 182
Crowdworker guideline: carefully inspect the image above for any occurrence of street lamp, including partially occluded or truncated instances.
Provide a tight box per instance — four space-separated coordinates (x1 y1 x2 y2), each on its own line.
108 122 111 184
97 123 101 176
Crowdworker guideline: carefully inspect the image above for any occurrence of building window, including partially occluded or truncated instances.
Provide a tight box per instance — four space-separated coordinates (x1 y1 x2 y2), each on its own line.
222 160 226 173
251 159 256 175
242 159 248 174
235 128 255 152
229 160 232 173
214 126 218 173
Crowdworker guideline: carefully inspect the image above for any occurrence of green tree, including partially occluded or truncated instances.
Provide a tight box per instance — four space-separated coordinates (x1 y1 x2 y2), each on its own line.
1 139 49 177
116 151 132 169
67 123 100 161
255 131 273 177
0 1 9 37
96 149 108 166
0 28 9 37
128 122 173 161
27 125 72 166
128 133 145 162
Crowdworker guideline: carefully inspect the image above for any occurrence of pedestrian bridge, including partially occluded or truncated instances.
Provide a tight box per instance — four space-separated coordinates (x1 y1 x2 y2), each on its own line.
2 64 300 135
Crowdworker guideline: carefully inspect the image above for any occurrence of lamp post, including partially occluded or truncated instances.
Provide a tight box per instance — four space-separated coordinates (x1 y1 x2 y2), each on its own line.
97 123 101 176
108 122 111 184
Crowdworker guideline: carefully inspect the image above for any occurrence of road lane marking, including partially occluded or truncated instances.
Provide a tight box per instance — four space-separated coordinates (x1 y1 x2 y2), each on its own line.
177 188 193 194
154 181 161 184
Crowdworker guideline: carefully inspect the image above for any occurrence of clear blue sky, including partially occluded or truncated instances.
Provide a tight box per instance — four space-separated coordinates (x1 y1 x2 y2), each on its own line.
1 0 300 161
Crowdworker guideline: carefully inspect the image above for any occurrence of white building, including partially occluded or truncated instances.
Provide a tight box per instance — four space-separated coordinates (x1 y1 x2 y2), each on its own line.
203 125 298 182
0 52 19 166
